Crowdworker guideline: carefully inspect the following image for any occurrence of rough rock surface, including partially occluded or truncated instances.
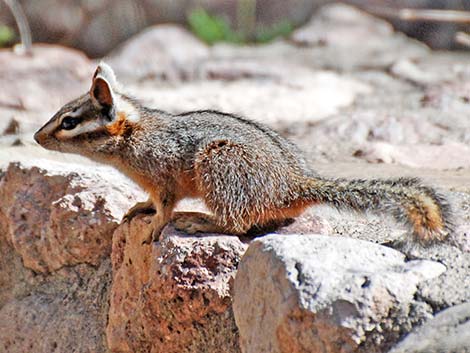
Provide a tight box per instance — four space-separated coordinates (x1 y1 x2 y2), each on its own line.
0 159 142 352
108 25 210 82
0 160 143 273
233 235 447 353
0 45 93 112
359 142 470 170
388 302 470 353
290 4 428 71
107 218 247 353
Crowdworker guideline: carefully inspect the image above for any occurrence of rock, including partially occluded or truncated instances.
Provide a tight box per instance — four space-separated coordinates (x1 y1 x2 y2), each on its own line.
422 77 470 124
0 160 144 273
390 59 443 86
0 4 469 353
196 57 295 82
359 142 470 170
233 234 446 353
274 210 333 236
107 217 247 353
129 70 370 128
0 45 93 114
2 118 20 136
455 224 470 253
107 25 210 82
290 4 428 71
0 156 140 352
406 242 470 311
0 261 111 353
389 302 470 353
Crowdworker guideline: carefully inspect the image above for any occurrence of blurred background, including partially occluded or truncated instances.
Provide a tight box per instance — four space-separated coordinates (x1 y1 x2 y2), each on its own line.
1 0 470 57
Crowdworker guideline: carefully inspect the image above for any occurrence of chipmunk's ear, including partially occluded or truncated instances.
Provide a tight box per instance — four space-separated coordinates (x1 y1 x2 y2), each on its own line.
91 62 119 117
91 76 114 109
92 62 117 87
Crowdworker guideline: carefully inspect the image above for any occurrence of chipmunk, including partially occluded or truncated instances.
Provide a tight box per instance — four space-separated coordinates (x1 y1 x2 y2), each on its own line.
34 63 451 245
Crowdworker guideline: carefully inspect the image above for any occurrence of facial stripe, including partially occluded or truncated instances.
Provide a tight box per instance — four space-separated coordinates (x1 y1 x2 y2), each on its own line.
55 120 102 139
38 117 60 136
65 106 86 118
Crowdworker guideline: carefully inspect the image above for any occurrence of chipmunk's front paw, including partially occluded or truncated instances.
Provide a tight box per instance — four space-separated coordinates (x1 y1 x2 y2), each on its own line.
123 199 155 222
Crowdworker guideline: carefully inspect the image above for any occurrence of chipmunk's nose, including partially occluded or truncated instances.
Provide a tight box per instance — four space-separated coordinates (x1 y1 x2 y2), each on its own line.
33 130 43 144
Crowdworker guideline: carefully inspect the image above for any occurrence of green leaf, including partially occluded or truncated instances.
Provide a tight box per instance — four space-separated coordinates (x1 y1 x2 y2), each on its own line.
0 25 14 46
188 8 228 44
187 8 245 44
255 21 294 43
187 8 294 45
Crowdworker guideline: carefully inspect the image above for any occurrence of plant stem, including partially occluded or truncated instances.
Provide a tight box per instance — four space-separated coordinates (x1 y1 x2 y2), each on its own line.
237 0 256 40
3 0 32 54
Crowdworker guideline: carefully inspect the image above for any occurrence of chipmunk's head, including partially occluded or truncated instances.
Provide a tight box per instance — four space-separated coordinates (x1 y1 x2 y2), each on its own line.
34 62 140 158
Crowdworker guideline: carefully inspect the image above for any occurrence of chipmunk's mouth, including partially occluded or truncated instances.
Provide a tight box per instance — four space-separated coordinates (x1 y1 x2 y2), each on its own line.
33 129 61 151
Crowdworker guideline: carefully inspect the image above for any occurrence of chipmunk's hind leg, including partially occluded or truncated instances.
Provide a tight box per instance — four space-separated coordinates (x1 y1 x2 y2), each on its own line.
172 212 295 236
123 197 156 222
172 212 227 234
245 218 296 237
194 139 294 235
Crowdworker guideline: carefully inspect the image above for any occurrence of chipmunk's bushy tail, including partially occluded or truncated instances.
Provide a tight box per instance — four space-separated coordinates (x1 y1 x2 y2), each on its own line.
303 177 452 244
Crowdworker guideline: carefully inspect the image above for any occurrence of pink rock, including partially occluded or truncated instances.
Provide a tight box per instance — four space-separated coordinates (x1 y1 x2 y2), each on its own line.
107 25 209 82
361 142 470 170
0 45 94 114
0 161 143 273
107 217 247 353
0 159 141 352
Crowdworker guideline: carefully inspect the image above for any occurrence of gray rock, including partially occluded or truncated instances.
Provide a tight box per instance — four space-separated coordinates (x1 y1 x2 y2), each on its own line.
389 302 470 353
407 242 470 312
359 142 470 170
233 234 446 353
125 69 369 128
290 4 428 71
0 45 93 114
107 25 210 82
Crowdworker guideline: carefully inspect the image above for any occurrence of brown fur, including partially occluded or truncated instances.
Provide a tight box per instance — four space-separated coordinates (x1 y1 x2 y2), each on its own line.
106 112 134 136
407 194 445 242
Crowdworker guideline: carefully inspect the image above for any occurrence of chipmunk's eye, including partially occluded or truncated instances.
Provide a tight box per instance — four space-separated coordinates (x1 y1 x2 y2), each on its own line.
61 116 82 130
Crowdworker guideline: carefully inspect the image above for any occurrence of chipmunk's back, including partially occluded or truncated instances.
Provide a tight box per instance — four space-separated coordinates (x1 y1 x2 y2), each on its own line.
152 109 315 177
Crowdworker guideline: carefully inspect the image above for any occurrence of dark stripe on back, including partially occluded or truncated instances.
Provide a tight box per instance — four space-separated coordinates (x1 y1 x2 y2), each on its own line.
178 109 288 152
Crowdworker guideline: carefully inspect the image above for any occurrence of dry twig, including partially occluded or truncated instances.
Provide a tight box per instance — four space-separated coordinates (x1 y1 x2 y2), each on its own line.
352 4 470 24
